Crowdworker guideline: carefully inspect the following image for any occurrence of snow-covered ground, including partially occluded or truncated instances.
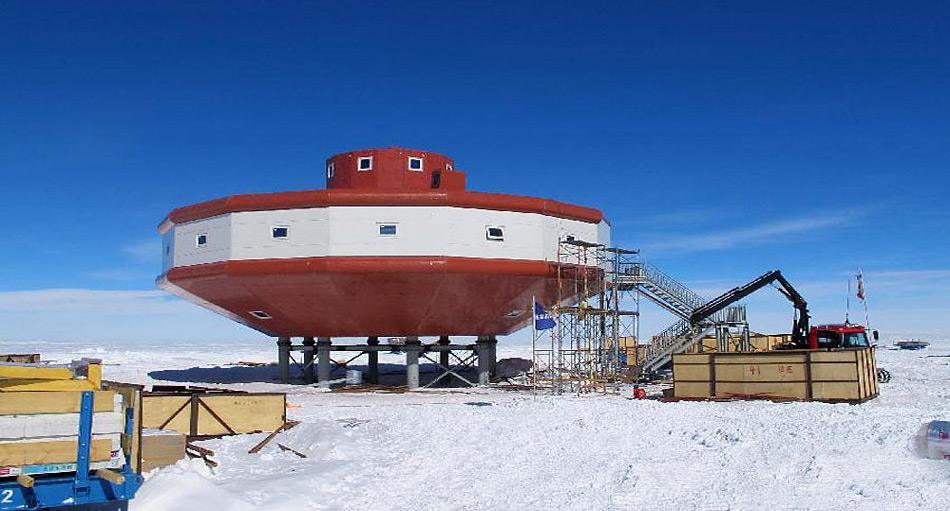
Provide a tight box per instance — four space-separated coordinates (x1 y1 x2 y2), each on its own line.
6 339 949 510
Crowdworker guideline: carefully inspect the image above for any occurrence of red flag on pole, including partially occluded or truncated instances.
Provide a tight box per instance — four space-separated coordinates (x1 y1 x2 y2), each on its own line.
856 272 865 300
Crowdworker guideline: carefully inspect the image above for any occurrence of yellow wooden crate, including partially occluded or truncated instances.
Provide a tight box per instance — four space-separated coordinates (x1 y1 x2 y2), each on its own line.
673 347 878 403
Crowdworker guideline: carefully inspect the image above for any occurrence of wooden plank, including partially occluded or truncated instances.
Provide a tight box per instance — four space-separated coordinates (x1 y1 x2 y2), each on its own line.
142 393 286 437
809 350 859 362
812 381 861 401
673 381 713 398
0 379 99 392
869 347 879 396
672 353 712 364
248 421 300 454
713 362 806 383
0 365 74 380
141 430 186 472
672 364 711 382
196 394 285 436
712 353 807 365
0 438 114 466
141 396 192 434
0 391 116 415
715 381 808 400
810 363 859 382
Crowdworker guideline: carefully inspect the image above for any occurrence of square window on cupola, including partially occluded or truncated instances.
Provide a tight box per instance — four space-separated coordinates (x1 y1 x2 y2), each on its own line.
408 157 424 171
358 156 373 171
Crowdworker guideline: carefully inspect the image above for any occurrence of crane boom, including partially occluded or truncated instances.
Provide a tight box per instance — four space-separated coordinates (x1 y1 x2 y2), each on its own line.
690 270 811 346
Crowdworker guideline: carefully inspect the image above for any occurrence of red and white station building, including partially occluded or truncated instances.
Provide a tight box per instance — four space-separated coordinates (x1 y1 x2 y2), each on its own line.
158 148 610 339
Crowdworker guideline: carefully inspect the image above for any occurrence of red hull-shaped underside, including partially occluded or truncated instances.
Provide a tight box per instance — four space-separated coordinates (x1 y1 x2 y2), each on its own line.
160 257 601 338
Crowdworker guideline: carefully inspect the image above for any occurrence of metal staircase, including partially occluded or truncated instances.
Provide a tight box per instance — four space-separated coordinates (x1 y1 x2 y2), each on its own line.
614 261 747 374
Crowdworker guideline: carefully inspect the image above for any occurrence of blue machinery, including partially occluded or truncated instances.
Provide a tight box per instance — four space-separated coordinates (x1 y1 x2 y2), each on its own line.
0 391 142 510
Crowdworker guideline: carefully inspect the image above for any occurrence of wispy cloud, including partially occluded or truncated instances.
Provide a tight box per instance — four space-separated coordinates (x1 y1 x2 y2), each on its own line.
0 288 261 342
642 211 861 254
611 207 726 228
88 239 160 282
0 289 174 313
86 268 152 282
121 239 159 264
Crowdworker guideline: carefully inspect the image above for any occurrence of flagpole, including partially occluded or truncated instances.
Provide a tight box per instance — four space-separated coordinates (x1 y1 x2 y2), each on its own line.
859 270 871 331
531 295 537 395
846 277 851 324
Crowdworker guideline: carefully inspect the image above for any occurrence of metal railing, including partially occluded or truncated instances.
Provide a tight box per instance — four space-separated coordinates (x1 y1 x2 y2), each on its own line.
620 262 706 311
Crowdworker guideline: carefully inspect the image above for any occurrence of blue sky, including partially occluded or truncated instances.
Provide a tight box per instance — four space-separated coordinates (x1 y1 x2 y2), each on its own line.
1 1 948 342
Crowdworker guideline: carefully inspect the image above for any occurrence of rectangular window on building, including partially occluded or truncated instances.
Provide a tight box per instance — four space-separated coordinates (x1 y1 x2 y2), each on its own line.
326 162 334 178
408 157 423 171
378 224 397 237
358 156 373 171
272 226 289 239
196 233 208 247
486 226 505 241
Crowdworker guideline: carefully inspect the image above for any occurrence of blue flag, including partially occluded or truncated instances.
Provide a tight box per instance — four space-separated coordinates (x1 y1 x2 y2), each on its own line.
534 302 556 331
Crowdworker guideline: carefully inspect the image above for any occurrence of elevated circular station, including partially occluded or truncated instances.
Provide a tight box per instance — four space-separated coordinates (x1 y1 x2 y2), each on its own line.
158 148 610 340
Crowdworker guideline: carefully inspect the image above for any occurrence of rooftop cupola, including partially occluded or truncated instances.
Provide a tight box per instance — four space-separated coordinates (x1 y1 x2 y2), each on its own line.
325 147 467 191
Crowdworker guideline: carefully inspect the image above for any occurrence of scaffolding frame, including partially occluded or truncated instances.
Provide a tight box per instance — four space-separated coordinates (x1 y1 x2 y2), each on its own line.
532 239 639 394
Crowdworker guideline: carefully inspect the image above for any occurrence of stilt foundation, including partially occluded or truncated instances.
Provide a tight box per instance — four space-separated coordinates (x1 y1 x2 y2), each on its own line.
274 336 497 389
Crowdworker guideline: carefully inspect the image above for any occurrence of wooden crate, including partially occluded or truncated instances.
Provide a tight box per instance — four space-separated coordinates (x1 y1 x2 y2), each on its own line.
672 347 879 403
140 429 186 472
142 391 286 438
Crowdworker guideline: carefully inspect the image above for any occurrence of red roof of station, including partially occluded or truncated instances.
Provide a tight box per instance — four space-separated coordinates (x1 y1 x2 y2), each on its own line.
160 148 605 231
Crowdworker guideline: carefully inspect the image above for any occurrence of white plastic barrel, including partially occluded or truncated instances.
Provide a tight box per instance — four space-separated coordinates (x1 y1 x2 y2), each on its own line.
345 370 363 386
925 420 950 460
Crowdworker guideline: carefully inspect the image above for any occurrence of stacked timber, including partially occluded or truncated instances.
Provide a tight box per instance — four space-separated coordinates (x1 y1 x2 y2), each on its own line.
0 391 125 477
672 347 879 403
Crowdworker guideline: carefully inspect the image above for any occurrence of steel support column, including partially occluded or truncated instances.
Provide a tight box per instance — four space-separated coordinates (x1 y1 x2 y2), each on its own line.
438 336 450 370
316 337 332 385
476 336 494 385
302 337 315 384
488 336 498 376
277 337 291 383
405 337 421 390
367 336 380 384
